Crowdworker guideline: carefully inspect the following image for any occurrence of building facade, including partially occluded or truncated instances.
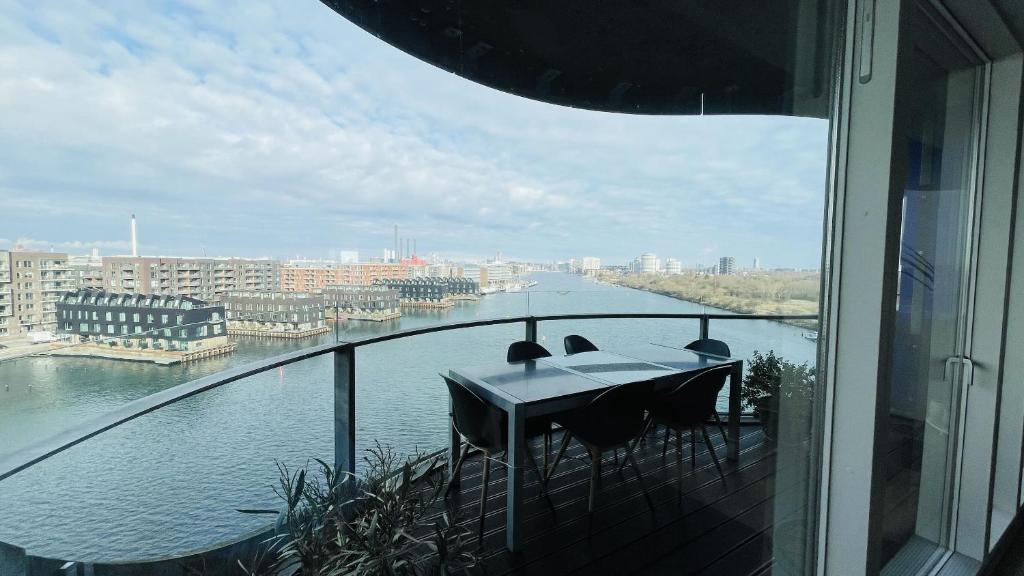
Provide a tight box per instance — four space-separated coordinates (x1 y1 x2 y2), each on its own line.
221 291 325 334
463 263 515 289
664 258 682 275
639 253 659 274
101 257 279 301
322 285 401 320
718 256 736 275
580 257 601 275
0 250 72 340
56 289 226 351
374 277 478 305
279 263 409 291
68 251 105 292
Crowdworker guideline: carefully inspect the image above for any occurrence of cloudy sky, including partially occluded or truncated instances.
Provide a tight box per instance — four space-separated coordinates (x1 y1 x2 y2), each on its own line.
0 0 829 268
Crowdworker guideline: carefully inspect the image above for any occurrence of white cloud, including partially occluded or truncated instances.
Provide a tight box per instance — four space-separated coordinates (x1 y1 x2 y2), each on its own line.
0 0 829 266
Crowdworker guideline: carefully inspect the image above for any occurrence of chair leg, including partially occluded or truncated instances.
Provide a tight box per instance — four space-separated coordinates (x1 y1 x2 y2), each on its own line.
702 425 726 483
524 442 547 495
543 430 551 475
689 427 696 467
618 418 651 473
625 448 655 512
662 426 671 458
478 456 491 543
445 444 470 498
675 427 684 499
713 412 728 443
588 448 600 514
545 431 573 485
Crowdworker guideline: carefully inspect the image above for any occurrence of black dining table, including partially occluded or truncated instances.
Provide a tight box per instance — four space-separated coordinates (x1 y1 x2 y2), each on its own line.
447 343 743 552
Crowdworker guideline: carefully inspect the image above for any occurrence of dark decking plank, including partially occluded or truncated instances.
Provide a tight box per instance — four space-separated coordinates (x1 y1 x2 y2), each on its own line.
499 435 773 575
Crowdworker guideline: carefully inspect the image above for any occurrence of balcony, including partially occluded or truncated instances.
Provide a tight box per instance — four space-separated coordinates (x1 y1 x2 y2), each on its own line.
0 312 817 573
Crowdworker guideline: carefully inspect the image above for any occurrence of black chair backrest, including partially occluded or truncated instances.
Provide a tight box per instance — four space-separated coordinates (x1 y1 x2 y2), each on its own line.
442 375 506 451
564 334 599 355
655 365 732 426
507 341 552 362
685 338 731 358
572 380 655 448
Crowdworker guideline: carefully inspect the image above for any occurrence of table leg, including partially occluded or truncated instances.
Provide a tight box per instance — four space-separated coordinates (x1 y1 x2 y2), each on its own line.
506 404 525 552
728 360 743 461
449 396 461 489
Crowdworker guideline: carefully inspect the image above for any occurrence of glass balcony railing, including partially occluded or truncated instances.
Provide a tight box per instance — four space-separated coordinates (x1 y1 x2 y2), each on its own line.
0 274 820 572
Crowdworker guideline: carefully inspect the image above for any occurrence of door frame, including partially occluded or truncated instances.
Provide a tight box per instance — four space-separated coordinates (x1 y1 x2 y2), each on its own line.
818 0 1023 573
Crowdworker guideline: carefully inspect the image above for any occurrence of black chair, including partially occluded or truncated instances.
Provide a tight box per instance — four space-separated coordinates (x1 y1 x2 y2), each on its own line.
684 338 731 358
507 340 552 362
506 340 560 470
544 380 655 514
564 334 599 355
649 365 733 491
684 338 732 440
442 376 548 542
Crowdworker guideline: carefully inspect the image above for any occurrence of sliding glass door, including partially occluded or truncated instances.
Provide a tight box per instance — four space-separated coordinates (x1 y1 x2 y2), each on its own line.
881 2 984 572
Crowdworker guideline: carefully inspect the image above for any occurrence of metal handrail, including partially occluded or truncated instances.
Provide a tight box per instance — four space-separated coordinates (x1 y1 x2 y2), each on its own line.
0 312 818 483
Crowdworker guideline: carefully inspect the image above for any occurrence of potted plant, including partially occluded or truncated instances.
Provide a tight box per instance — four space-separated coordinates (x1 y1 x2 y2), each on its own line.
741 350 815 443
241 442 478 575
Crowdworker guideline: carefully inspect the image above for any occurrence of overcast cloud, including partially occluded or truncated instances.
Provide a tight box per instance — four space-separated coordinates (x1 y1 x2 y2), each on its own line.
0 0 829 268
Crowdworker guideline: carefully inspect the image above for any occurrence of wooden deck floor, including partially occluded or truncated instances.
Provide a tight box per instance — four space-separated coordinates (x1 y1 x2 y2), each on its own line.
432 424 778 575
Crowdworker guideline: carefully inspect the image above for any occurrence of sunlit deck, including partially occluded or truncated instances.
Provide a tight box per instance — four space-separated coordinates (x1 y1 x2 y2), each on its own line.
429 423 776 575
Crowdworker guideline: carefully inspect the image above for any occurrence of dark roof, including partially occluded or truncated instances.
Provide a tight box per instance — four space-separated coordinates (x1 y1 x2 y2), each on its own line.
320 0 837 118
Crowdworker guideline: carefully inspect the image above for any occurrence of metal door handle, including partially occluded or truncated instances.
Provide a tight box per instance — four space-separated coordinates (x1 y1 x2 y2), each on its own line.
942 356 976 386
944 357 959 381
962 357 975 387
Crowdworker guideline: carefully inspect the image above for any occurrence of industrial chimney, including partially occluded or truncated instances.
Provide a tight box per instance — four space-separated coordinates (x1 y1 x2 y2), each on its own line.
130 214 138 257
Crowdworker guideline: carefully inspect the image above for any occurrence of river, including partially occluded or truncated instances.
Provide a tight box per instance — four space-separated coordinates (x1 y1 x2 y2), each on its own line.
0 272 816 561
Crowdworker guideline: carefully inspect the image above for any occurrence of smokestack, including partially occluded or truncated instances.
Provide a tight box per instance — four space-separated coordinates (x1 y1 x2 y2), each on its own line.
130 214 138 257
413 239 417 257
405 238 410 260
393 224 398 263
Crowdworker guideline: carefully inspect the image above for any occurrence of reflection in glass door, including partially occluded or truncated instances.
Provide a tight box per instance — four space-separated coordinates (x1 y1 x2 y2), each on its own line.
881 2 982 572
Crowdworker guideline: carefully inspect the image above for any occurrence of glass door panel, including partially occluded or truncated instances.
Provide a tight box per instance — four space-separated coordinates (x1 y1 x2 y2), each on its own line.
881 2 981 572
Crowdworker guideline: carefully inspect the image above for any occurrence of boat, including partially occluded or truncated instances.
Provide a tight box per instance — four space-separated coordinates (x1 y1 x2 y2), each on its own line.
802 331 819 341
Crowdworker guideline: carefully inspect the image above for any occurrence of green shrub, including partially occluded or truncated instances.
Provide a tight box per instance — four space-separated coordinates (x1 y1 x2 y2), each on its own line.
741 350 815 418
241 442 478 576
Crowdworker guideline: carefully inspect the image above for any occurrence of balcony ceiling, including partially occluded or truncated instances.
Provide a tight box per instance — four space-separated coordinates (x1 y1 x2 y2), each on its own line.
320 0 834 118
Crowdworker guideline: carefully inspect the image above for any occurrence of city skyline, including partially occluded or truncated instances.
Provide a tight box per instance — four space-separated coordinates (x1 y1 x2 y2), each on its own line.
0 1 828 268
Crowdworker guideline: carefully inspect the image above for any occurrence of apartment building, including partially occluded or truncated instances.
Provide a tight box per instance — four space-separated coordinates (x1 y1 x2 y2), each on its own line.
221 291 325 334
0 250 72 339
101 256 279 301
279 263 409 291
322 284 401 320
57 289 227 351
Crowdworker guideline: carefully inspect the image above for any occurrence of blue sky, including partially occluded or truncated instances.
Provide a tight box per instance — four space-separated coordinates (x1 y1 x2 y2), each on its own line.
0 0 829 268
